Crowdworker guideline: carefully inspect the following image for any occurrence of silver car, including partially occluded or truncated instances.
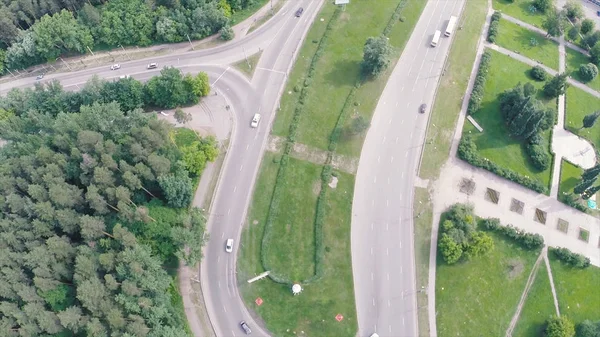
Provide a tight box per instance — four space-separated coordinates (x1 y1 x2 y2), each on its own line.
240 321 252 335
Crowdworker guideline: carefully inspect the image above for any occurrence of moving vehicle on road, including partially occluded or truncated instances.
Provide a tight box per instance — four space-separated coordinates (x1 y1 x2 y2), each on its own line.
295 7 304 17
431 30 441 47
240 321 252 334
225 239 233 253
445 16 457 37
110 64 121 70
370 333 380 337
419 103 427 114
147 62 158 69
251 113 261 128
36 74 44 80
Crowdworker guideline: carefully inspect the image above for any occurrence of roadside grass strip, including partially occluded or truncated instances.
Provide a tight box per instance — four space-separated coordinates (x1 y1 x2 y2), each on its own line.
413 187 434 336
512 261 556 337
420 0 488 179
462 49 555 191
436 222 539 336
492 0 547 28
565 48 600 92
494 18 559 70
549 256 600 324
564 86 600 150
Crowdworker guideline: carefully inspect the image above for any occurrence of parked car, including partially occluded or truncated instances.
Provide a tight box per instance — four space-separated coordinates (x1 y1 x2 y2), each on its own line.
225 239 233 253
147 63 158 69
110 64 121 70
240 321 252 335
419 103 427 114
251 113 261 128
295 7 304 17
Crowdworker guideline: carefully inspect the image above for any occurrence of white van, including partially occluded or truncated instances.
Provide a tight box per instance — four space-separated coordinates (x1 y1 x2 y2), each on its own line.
431 30 441 47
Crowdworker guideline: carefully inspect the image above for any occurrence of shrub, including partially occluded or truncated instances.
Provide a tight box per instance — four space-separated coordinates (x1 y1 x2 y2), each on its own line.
487 12 501 43
530 65 548 81
526 141 551 170
550 247 591 268
467 51 492 114
580 19 595 35
481 220 545 250
559 192 589 213
545 316 575 337
219 25 234 41
579 63 599 82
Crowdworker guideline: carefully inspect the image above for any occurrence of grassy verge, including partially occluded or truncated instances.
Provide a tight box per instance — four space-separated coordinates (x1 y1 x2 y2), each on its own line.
549 256 600 324
564 86 600 150
492 0 547 28
436 229 540 336
565 48 600 92
272 0 425 154
419 0 488 179
463 49 555 190
233 51 263 79
247 0 286 34
495 18 559 70
512 261 556 337
413 187 433 336
231 0 269 25
239 159 357 337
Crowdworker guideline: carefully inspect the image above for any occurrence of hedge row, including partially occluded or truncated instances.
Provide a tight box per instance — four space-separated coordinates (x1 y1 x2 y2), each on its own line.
559 192 589 213
261 7 342 285
480 217 545 250
458 135 548 193
487 11 501 43
550 247 591 268
382 0 408 37
329 86 358 152
467 50 492 115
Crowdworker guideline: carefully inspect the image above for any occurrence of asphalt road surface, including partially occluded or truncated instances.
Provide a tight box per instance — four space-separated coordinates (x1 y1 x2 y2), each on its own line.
0 1 323 336
351 1 465 336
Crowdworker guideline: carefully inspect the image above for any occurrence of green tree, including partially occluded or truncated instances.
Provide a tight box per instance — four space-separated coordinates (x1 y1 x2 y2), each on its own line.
145 67 189 108
362 36 392 78
32 10 94 60
580 63 599 82
181 142 208 175
101 77 145 112
534 0 553 13
576 320 600 337
590 41 600 65
174 107 193 125
545 316 575 337
563 0 584 21
543 73 568 98
219 24 234 41
582 110 600 129
158 171 193 208
567 25 580 41
438 234 463 264
465 231 494 257
543 10 566 37
99 0 155 47
531 65 548 81
581 19 595 35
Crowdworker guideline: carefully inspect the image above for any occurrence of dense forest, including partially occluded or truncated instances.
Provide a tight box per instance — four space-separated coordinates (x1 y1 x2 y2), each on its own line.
0 0 257 73
0 71 218 335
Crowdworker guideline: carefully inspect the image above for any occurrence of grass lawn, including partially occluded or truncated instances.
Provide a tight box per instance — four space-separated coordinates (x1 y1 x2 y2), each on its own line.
420 0 488 179
549 256 600 324
565 48 600 92
564 86 600 150
492 0 548 28
558 159 583 197
512 262 556 337
233 51 263 79
436 229 540 336
463 49 555 190
173 127 200 147
495 18 559 70
273 0 418 153
263 157 322 280
231 0 269 25
413 187 433 336
239 157 357 337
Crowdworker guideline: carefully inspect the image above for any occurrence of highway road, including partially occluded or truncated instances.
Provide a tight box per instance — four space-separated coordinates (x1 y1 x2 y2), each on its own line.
351 1 465 336
0 1 323 336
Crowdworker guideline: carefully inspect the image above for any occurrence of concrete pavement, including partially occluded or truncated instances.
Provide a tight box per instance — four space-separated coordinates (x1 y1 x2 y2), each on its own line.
352 1 465 336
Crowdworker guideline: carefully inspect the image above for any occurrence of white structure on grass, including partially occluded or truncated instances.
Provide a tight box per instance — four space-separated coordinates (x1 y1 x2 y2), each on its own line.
292 283 302 295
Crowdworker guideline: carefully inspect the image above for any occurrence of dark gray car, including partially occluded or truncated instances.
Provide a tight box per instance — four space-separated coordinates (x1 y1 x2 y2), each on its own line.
419 103 427 114
240 321 252 335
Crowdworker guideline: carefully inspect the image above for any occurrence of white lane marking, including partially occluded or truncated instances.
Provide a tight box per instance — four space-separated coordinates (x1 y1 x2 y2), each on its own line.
233 186 237 193
246 144 250 150
373 298 376 306
405 152 408 158
386 248 389 256
389 325 392 333
401 266 403 274
395 102 399 107
400 119 404 125
410 131 414 139
382 136 386 144
395 137 399 144
371 222 374 231
378 156 381 163
223 305 227 313
387 177 390 184
371 247 373 256
389 118 393 125
388 299 391 307
211 66 230 86
387 273 390 281
218 281 221 289
401 172 404 179
406 102 411 108
407 65 413 75
383 101 386 105
221 232 225 238
400 86 405 92
403 318 405 327
386 199 389 207
372 199 375 206
371 273 374 281
391 156 394 163
374 176 377 183
228 209 231 215
231 330 235 337
399 240 402 249
386 223 389 231
399 193 403 201
217 256 220 263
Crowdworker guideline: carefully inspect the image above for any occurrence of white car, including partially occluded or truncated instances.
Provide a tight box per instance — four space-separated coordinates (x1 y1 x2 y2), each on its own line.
119 75 131 79
147 62 158 69
251 114 261 128
225 239 234 253
110 64 121 70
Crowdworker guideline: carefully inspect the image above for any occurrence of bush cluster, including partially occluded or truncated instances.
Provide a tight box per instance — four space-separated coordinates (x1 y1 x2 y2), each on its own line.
261 8 342 285
559 192 589 213
525 134 552 170
530 65 548 81
480 218 545 250
550 247 591 268
467 51 492 115
579 63 599 82
487 11 502 43
458 135 548 193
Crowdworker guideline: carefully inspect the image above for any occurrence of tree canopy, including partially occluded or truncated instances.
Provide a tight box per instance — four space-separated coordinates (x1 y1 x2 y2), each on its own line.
361 36 392 78
0 101 209 336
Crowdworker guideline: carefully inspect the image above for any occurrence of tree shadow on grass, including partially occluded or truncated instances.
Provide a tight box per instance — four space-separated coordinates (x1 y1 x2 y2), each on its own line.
324 58 360 88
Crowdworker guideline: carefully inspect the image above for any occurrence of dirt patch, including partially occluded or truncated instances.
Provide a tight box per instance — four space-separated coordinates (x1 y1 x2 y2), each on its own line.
506 258 525 280
339 12 351 21
312 180 322 196
267 135 285 153
293 142 328 165
252 220 259 225
331 154 359 174
328 176 338 189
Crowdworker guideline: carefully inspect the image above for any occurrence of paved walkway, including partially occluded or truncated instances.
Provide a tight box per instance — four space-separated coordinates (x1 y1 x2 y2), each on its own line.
158 92 233 337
